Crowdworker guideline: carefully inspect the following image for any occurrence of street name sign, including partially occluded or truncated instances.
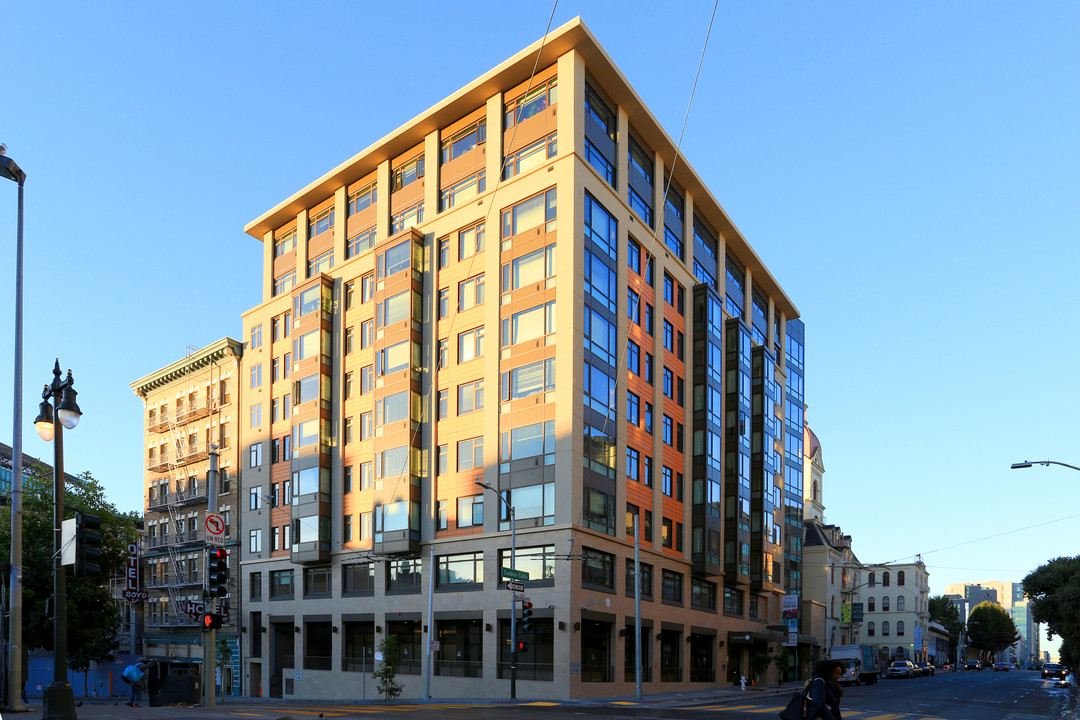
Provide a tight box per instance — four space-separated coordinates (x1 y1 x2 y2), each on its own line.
501 567 529 582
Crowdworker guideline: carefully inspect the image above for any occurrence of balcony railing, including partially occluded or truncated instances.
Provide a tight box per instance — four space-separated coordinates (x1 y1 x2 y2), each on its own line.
174 485 209 505
434 660 483 678
303 656 333 671
498 662 554 681
146 411 171 434
342 657 375 673
689 668 716 683
578 664 614 683
144 616 201 628
174 444 209 468
397 659 422 676
144 531 204 550
660 667 682 682
175 398 217 425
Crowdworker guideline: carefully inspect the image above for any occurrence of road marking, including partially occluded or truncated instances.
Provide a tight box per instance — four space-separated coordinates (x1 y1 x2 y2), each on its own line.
746 707 787 713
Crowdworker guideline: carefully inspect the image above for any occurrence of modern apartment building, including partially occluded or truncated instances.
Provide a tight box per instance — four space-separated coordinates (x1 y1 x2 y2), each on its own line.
129 338 244 693
235 18 807 700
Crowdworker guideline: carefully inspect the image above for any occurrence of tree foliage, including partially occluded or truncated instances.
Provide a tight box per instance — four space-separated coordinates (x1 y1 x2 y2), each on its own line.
965 601 1020 664
928 595 964 654
0 459 140 667
1023 556 1080 668
748 652 773 684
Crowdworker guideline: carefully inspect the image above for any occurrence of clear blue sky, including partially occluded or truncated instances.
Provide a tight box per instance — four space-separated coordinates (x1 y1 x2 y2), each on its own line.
3 2 1078 615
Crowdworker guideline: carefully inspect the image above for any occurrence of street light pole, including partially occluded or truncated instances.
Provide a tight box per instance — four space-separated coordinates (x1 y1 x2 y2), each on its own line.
475 480 516 700
0 147 27 713
1011 460 1080 472
35 360 82 720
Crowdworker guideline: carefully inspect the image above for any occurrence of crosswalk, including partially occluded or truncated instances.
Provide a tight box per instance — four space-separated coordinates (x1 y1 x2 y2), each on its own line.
690 704 947 720
225 702 949 719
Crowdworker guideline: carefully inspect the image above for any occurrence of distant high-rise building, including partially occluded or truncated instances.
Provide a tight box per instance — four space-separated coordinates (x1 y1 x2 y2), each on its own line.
945 581 1037 665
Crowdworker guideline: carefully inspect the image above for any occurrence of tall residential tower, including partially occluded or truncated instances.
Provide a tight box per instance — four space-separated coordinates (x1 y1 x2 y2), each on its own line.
228 18 806 700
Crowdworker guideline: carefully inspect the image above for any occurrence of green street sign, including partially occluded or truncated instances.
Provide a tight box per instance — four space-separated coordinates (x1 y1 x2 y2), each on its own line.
501 567 530 582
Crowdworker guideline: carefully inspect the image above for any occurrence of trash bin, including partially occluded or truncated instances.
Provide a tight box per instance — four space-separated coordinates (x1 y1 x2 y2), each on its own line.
148 661 201 706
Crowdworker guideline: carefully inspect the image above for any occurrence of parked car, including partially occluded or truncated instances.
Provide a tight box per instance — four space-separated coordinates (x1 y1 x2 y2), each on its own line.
994 662 1010 672
963 660 982 671
915 661 935 676
887 660 916 679
1042 663 1068 679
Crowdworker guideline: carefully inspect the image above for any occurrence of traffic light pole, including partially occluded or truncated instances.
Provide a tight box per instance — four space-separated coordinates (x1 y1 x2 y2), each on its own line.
202 450 220 708
509 508 516 700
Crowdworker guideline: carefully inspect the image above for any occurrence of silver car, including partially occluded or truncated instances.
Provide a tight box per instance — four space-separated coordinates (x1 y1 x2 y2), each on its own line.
887 660 916 679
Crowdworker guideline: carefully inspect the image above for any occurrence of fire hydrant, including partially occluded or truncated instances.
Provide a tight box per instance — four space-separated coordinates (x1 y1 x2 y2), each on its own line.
740 674 747 690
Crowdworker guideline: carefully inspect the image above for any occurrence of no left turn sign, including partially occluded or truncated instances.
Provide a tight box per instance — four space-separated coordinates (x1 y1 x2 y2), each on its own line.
205 512 225 545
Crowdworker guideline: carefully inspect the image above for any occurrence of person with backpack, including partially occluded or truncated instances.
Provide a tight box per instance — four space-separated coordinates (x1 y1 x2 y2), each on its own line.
804 659 845 720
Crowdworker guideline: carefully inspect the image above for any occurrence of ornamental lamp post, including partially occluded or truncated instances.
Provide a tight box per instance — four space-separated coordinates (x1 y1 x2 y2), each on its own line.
35 360 82 720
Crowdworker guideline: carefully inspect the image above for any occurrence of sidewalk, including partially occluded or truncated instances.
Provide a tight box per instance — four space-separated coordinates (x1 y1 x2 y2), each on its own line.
6 683 793 719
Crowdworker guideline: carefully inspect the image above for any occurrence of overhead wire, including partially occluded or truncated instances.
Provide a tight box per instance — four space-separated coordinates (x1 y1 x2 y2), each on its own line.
588 0 720 543
370 0 561 558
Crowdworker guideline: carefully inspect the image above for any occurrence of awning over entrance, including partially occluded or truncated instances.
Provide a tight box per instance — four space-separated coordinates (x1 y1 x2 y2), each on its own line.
727 629 786 645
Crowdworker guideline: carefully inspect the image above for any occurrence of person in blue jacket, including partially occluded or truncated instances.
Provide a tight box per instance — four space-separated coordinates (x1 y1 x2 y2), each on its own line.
125 658 155 707
804 659 845 720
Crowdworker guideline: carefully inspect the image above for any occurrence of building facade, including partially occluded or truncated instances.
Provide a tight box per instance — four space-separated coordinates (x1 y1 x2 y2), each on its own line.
226 18 807 700
945 581 1037 666
803 521 860 650
129 338 244 693
855 560 931 665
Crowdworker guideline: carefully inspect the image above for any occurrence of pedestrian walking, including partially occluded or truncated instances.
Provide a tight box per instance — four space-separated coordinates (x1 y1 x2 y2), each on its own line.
803 658 845 720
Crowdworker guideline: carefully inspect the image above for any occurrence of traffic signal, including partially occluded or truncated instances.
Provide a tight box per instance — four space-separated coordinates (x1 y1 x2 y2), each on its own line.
74 511 102 577
207 547 229 597
515 640 529 653
202 613 222 631
521 600 534 633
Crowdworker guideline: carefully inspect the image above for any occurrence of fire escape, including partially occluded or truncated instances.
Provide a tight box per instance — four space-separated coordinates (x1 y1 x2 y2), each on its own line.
144 389 215 626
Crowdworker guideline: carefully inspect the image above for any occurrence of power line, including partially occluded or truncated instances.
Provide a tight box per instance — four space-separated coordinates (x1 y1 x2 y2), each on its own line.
876 512 1080 566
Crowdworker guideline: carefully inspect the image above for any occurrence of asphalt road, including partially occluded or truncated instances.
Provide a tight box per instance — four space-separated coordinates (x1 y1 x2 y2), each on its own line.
38 670 1077 720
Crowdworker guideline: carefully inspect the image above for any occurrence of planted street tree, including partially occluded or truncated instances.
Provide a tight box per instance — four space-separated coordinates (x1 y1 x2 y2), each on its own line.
1023 556 1080 669
965 601 1020 665
929 595 964 659
748 652 773 685
373 635 404 700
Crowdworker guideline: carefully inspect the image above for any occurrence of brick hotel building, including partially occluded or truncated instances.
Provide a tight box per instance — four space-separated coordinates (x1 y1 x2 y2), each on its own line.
134 17 809 700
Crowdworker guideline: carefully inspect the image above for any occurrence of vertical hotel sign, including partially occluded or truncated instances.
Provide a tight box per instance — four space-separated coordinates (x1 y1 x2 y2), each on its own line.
782 594 799 646
122 542 147 602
